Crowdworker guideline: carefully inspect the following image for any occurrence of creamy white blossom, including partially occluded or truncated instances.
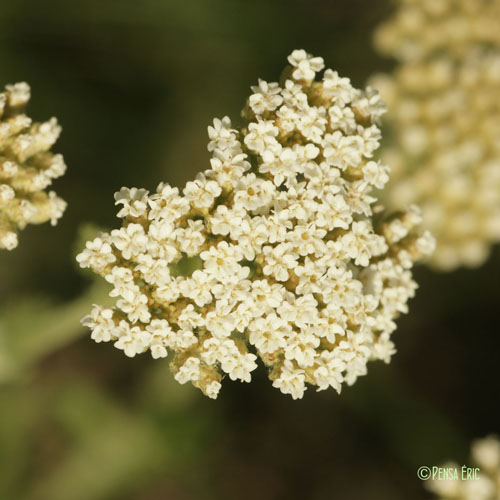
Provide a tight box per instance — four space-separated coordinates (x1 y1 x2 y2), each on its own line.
78 50 433 399
0 82 67 250
373 0 500 270
426 435 500 500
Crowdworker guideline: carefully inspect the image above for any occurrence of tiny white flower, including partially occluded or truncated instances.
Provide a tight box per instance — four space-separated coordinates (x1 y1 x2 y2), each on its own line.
114 187 149 218
249 79 283 115
288 49 325 82
174 357 201 384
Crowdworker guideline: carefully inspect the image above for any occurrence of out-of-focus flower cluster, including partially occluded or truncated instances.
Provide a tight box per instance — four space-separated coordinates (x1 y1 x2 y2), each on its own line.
426 435 500 500
373 0 500 270
0 83 67 250
77 50 433 399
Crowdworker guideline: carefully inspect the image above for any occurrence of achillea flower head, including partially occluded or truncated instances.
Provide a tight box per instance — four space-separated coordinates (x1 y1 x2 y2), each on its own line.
77 50 433 399
426 435 500 500
373 0 500 270
0 82 67 250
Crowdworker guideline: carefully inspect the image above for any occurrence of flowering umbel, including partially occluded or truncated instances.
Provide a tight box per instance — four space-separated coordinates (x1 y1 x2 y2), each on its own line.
0 83 67 250
373 0 500 270
77 50 434 399
426 436 500 500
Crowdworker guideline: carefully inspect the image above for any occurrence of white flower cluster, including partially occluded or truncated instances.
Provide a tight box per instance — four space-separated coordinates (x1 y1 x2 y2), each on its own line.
0 82 67 250
373 0 500 270
77 50 433 399
426 436 500 500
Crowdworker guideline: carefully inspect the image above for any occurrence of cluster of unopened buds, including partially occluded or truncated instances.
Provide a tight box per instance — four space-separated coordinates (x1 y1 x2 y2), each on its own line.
373 0 500 270
0 82 67 250
78 50 434 399
426 435 500 500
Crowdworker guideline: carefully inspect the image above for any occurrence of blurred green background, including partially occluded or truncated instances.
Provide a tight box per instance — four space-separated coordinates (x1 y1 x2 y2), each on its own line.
0 1 499 499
